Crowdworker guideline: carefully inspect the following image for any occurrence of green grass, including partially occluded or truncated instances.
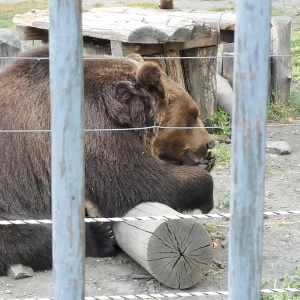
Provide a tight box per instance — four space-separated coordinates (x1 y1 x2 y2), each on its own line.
210 6 234 12
216 190 230 209
291 20 300 87
265 164 282 176
0 0 48 31
212 136 231 169
272 9 285 17
267 101 299 123
207 107 232 137
92 2 104 8
290 87 300 113
262 266 300 300
119 2 158 9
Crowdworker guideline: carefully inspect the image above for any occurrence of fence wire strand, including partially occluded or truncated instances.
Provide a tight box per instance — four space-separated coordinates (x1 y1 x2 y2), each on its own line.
0 48 299 300
1 287 300 300
0 53 299 61
0 122 300 133
0 210 299 225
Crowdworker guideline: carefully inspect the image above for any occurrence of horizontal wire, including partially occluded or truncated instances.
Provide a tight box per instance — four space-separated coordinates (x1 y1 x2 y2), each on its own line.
0 210 299 225
2 288 300 300
0 53 299 60
0 123 300 133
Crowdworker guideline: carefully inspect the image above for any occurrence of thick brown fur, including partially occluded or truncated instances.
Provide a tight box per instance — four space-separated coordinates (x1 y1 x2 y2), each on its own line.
0 46 214 276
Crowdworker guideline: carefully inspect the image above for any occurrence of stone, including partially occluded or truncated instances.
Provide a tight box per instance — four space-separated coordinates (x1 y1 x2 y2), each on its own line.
266 140 292 155
7 264 34 280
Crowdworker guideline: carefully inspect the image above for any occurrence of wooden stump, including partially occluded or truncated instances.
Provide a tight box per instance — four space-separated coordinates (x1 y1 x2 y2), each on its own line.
270 16 292 104
182 46 218 120
113 202 213 289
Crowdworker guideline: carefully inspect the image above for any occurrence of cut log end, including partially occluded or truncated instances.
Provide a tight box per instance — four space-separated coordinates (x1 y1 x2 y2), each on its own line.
147 219 212 289
113 202 213 289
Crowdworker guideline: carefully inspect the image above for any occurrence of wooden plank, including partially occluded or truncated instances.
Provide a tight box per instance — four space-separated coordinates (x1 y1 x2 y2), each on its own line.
270 16 292 104
164 30 219 51
16 25 48 41
182 45 218 120
113 202 213 290
49 0 85 299
228 0 271 299
13 8 236 45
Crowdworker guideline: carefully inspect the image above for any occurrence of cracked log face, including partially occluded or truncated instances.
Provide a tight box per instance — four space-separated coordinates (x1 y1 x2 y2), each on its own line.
147 219 213 289
113 202 213 289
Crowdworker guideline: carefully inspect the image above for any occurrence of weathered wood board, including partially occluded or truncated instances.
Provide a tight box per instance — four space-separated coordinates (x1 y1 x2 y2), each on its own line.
13 7 235 44
113 202 213 289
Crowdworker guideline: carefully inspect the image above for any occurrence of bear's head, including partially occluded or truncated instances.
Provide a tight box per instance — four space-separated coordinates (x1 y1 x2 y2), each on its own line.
153 72 215 169
127 55 215 170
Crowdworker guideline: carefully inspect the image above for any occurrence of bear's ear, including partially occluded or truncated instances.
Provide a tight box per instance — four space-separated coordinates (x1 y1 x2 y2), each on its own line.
135 62 166 108
126 53 145 63
136 62 162 89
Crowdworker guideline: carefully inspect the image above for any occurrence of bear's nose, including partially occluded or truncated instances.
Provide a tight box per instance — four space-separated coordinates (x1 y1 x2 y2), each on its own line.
207 139 215 149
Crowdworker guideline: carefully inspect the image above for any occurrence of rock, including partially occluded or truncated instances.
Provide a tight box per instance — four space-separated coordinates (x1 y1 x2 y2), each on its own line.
217 134 231 144
265 191 274 198
266 140 292 155
7 264 34 280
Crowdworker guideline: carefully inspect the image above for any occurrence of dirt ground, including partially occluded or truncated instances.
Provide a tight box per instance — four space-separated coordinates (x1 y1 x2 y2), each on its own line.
0 0 300 299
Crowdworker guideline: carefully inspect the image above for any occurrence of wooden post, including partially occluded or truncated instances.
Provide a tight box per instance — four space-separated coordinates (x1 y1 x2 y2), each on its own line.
159 0 174 9
165 50 187 90
219 43 234 87
0 29 21 70
229 0 271 299
113 202 213 289
270 16 292 104
182 46 218 120
49 0 85 299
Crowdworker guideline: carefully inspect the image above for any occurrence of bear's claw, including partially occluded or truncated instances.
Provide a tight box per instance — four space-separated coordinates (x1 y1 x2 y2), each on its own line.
198 151 216 172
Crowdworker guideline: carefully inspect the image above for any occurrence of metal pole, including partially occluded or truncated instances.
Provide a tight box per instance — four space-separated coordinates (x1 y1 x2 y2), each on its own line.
49 0 85 299
229 0 271 299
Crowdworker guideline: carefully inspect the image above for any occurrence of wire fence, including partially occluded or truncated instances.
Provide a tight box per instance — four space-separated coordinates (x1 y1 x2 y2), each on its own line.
0 36 299 299
0 210 300 225
1 288 300 300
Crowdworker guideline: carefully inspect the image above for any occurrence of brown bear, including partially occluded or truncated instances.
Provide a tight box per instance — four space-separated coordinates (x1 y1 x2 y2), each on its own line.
0 46 214 276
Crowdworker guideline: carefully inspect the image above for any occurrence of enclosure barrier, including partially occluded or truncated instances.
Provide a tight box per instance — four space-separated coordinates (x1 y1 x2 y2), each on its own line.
0 288 300 300
0 55 299 297
1 0 300 297
0 210 300 225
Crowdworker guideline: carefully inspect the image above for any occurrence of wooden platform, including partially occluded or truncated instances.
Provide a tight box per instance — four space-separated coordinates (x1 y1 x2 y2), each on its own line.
12 7 291 114
12 7 238 119
13 7 236 44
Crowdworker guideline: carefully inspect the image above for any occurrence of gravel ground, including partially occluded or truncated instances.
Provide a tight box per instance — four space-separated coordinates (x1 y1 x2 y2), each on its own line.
0 0 299 299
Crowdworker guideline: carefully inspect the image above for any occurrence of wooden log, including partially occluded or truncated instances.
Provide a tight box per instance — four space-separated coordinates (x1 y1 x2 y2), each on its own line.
113 202 213 289
82 37 111 56
219 43 234 87
181 46 218 120
159 0 174 9
270 16 292 104
165 50 186 90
